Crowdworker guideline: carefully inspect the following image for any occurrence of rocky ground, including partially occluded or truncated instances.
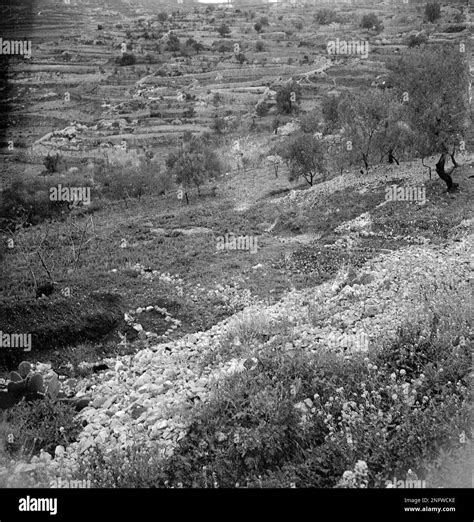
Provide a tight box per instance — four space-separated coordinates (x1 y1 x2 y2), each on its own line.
1 159 472 487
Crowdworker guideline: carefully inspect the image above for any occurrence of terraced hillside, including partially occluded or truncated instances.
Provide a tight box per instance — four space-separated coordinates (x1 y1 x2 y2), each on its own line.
1 0 471 176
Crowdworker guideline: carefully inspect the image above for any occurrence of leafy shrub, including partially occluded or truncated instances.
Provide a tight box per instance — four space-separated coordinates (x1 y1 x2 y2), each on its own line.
43 153 61 174
236 53 246 65
406 33 428 47
255 40 264 52
255 101 269 117
217 23 231 37
116 52 136 66
360 14 383 33
314 9 339 25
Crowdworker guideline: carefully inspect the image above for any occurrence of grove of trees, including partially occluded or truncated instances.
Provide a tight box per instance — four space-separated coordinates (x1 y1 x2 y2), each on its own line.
278 43 469 191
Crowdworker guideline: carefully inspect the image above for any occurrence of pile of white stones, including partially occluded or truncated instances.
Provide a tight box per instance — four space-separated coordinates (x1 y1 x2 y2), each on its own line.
123 305 181 341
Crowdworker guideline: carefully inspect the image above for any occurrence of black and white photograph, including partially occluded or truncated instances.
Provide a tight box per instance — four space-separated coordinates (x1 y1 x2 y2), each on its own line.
0 0 472 520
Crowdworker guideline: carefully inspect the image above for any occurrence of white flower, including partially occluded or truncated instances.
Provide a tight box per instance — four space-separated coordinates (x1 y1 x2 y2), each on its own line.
339 470 356 487
354 460 368 475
